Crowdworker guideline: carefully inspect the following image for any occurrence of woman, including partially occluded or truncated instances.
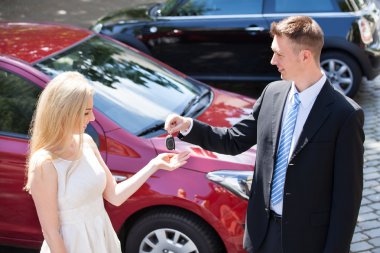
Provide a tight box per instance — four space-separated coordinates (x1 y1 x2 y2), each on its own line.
24 71 190 253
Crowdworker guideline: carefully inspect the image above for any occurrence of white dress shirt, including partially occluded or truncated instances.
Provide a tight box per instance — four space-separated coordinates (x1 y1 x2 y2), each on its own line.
271 73 327 215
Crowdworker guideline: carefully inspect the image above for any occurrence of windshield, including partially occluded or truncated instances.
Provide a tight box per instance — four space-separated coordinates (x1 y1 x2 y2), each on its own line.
34 35 210 137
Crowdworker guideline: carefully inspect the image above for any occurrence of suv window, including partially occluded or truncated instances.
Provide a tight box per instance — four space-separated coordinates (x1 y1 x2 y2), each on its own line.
168 0 262 16
0 70 41 138
269 0 336 13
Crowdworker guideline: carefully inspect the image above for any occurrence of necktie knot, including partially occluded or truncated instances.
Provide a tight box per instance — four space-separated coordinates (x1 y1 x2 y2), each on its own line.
293 92 300 106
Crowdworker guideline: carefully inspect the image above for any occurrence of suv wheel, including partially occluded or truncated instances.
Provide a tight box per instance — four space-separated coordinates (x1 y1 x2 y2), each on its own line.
124 209 225 253
321 51 362 97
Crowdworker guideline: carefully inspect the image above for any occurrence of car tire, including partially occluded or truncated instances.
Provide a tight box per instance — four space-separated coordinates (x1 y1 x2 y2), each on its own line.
124 208 225 253
320 51 362 97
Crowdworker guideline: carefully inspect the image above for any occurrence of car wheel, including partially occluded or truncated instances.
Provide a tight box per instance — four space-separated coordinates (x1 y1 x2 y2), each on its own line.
320 51 362 97
124 208 225 253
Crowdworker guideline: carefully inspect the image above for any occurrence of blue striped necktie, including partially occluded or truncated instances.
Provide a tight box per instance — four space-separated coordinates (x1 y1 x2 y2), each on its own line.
271 92 301 206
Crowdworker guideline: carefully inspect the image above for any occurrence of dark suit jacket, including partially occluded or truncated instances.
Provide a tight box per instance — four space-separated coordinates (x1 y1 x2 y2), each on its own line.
180 80 365 253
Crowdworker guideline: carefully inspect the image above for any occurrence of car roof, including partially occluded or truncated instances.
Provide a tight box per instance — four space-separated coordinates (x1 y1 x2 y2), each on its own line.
0 22 92 63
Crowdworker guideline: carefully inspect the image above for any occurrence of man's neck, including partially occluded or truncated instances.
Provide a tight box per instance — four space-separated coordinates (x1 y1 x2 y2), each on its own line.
294 68 324 92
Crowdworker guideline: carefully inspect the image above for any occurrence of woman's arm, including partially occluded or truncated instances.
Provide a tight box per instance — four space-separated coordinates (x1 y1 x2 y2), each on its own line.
30 158 67 253
85 134 190 206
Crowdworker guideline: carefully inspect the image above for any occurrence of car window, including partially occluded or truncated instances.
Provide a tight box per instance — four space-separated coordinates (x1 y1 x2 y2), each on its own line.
0 70 41 138
34 35 209 137
167 0 262 16
268 0 336 12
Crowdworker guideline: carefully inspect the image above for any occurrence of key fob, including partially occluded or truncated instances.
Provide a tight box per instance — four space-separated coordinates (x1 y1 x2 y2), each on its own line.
166 135 175 150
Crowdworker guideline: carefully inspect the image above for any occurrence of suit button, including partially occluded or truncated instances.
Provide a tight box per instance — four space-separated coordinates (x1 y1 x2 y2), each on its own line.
285 192 291 196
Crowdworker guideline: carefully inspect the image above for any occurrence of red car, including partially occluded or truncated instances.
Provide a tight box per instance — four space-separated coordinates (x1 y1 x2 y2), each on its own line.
0 22 256 253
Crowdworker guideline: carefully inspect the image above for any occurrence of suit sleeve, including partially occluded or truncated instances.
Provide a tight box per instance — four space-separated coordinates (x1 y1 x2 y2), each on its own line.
178 85 268 155
323 108 365 253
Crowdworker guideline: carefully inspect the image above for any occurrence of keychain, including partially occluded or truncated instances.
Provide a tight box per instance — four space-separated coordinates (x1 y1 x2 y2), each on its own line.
166 134 175 150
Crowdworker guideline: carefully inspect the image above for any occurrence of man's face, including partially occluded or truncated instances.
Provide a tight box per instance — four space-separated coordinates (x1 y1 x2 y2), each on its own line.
270 35 303 81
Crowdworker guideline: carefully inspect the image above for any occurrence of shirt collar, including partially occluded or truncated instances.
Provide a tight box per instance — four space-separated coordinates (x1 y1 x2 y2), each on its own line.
290 72 327 109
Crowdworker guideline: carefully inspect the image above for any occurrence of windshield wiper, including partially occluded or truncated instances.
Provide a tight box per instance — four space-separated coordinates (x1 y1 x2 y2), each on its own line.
137 90 211 137
137 122 165 137
181 95 199 116
180 89 211 116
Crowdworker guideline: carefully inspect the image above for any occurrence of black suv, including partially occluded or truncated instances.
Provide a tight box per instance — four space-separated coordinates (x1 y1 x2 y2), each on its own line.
92 0 380 97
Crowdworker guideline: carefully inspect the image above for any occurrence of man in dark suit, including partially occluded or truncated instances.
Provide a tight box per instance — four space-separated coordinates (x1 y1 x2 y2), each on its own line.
165 16 364 253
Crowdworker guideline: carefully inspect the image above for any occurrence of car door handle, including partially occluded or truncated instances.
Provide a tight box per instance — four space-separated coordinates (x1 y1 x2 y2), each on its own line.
245 26 265 32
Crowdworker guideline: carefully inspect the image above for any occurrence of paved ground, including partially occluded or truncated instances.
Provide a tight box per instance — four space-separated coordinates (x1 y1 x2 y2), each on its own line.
0 0 160 29
1 1 380 252
350 77 380 253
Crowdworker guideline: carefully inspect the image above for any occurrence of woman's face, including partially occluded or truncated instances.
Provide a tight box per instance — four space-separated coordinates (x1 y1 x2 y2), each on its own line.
83 95 95 132
76 95 95 134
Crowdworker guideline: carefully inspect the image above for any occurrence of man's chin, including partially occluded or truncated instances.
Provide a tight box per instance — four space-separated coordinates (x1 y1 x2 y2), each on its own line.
280 74 291 81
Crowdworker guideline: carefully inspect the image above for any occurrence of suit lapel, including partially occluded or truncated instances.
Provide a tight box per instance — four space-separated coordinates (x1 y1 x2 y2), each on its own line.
272 82 292 156
290 80 335 160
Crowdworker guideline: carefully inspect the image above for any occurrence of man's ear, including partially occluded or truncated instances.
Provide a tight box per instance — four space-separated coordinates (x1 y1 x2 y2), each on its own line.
301 49 313 62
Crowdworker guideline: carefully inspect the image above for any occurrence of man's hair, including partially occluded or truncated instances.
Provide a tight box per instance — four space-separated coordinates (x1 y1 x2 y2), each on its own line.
270 16 324 61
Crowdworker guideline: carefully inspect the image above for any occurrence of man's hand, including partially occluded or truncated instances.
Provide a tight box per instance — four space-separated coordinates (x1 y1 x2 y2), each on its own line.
164 114 192 135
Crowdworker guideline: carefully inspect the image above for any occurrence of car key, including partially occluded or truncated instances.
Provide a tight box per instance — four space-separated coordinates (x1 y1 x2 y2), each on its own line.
166 134 175 150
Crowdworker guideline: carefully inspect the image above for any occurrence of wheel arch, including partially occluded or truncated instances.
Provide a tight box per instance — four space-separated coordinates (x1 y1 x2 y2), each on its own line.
322 39 368 78
118 205 228 253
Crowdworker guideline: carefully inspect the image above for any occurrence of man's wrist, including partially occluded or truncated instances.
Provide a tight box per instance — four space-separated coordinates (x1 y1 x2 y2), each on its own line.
180 118 193 136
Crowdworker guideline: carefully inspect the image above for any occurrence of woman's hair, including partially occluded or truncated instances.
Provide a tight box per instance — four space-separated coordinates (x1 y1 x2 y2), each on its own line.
24 71 94 191
270 16 324 62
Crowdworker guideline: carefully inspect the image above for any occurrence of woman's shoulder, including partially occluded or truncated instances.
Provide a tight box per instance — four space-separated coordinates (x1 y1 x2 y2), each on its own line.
27 149 58 192
27 150 59 194
83 133 97 148
30 149 55 170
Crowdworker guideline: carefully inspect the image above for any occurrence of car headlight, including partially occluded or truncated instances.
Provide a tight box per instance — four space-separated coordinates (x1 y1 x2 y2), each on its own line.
206 170 253 200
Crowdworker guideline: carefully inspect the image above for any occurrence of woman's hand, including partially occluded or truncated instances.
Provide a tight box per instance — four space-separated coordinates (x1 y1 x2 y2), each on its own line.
151 151 191 171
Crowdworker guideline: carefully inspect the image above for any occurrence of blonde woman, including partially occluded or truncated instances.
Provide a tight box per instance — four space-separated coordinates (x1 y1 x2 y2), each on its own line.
25 71 190 253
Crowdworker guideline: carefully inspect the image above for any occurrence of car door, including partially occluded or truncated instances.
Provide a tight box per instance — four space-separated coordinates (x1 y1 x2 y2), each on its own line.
147 0 275 83
0 66 44 245
0 63 106 247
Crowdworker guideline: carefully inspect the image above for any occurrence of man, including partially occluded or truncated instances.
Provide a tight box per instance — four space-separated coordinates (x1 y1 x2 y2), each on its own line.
165 16 364 253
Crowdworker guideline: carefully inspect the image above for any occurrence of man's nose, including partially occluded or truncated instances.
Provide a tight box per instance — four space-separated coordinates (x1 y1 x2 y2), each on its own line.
270 54 277 65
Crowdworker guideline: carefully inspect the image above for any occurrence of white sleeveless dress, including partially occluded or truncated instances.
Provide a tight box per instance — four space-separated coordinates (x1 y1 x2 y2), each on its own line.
40 143 122 253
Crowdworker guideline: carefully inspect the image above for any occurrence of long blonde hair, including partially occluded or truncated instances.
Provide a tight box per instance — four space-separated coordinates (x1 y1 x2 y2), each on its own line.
25 71 94 191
